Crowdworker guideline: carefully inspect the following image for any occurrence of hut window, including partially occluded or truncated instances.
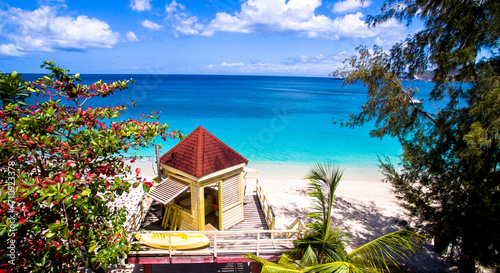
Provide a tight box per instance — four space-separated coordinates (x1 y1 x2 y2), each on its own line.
221 175 240 209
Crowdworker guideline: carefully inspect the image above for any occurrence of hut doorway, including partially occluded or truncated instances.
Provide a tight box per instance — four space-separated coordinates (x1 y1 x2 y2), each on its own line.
203 183 220 231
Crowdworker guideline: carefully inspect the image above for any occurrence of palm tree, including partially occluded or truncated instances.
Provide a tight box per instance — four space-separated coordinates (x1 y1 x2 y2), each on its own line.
300 162 345 264
247 163 425 273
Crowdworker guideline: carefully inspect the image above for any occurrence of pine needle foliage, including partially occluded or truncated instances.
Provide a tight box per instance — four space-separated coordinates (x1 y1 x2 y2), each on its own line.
333 0 500 271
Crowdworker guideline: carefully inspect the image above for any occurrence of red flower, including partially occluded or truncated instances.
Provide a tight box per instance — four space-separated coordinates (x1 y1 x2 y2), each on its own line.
135 168 141 176
22 134 28 140
144 182 153 188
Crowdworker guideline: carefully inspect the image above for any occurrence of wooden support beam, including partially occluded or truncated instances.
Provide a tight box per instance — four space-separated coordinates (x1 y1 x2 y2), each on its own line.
215 257 254 263
171 256 215 264
251 262 261 273
126 255 281 265
143 264 152 273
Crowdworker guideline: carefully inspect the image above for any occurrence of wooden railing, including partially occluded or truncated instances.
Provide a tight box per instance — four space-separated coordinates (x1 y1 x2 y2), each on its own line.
130 229 307 259
125 193 154 233
125 179 160 233
244 174 277 235
243 173 310 241
280 217 308 239
127 173 309 243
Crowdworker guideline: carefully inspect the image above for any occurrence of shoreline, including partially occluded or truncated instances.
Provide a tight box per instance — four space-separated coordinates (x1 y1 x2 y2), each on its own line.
131 160 386 182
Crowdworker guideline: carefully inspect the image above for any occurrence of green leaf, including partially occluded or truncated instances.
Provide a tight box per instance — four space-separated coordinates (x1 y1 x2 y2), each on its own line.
88 241 98 253
142 183 150 193
61 226 70 240
48 223 65 232
46 107 54 117
81 188 91 196
45 232 56 238
33 225 42 234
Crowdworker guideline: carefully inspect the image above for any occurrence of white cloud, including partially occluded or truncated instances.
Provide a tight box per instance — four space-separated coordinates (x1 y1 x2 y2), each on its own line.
0 44 27 56
165 0 403 40
220 62 245 67
202 0 334 37
0 6 119 54
207 53 347 76
332 12 379 39
165 0 185 17
141 19 163 30
172 15 204 36
332 0 371 13
130 0 152 12
126 31 139 42
163 1 204 36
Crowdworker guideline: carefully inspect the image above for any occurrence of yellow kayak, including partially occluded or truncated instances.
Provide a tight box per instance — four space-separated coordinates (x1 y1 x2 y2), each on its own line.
134 233 210 250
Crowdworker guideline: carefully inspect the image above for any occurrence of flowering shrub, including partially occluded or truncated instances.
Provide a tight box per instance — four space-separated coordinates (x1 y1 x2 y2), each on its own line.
0 61 181 272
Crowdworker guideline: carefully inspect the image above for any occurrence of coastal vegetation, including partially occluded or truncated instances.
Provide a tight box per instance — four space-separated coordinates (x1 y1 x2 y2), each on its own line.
0 62 180 272
247 163 424 272
334 0 500 271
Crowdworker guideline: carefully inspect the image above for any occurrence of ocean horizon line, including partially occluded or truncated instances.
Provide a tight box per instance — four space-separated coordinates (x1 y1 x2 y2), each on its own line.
18 72 338 79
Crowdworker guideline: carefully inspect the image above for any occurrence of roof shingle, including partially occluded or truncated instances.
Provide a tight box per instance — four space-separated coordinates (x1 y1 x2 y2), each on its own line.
160 126 248 178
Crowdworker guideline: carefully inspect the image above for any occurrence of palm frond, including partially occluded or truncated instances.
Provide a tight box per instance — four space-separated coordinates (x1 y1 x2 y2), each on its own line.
294 225 348 265
261 265 303 273
346 230 425 270
304 261 366 273
246 253 304 272
297 246 319 269
306 180 328 223
277 254 300 270
245 254 279 267
305 162 343 231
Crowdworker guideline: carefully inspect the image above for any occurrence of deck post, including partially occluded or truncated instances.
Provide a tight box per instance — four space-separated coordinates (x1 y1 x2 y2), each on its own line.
251 262 261 273
143 264 152 273
256 231 260 257
213 234 218 260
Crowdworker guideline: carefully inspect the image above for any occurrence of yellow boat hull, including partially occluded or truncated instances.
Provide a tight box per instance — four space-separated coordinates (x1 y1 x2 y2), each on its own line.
134 233 210 250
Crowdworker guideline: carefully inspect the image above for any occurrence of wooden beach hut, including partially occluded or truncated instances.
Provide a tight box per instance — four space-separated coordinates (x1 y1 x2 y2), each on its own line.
147 126 248 231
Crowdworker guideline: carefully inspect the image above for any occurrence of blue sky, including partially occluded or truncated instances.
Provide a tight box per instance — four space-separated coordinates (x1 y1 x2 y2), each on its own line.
0 0 418 76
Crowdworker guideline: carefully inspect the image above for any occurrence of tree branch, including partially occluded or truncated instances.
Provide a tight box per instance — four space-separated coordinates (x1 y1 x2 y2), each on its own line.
393 79 437 124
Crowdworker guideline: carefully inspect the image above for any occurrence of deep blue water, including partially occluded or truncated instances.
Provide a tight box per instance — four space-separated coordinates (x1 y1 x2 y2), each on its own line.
22 74 437 179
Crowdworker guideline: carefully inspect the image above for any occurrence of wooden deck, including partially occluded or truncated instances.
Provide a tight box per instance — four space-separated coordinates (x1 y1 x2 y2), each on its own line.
139 194 269 231
127 193 303 265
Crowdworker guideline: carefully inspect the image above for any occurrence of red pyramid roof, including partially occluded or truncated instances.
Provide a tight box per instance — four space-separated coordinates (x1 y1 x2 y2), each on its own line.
160 126 248 178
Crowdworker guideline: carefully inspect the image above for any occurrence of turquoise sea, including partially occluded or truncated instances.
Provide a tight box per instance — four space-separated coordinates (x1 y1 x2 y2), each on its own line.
25 74 436 180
